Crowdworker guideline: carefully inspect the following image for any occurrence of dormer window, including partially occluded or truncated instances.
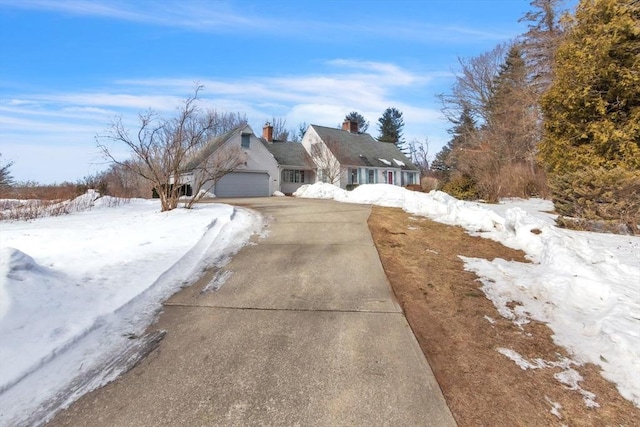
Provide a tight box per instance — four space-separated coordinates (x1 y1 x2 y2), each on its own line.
241 134 250 148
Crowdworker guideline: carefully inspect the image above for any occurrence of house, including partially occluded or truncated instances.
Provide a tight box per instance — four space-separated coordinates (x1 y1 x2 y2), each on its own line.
301 120 420 189
181 124 279 197
260 123 316 195
177 119 419 198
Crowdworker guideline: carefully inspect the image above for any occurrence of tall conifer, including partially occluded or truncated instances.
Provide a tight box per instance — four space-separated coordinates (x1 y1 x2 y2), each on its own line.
540 0 640 227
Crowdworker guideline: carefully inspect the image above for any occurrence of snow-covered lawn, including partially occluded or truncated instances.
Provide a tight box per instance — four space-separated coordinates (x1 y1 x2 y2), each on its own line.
1 184 638 425
295 183 640 408
0 192 263 425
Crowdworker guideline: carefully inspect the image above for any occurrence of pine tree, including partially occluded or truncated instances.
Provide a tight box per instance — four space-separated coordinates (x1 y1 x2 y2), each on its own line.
432 106 476 190
540 0 640 228
519 0 565 96
430 146 451 176
0 153 14 193
448 105 477 154
344 111 369 133
487 44 538 164
377 107 405 145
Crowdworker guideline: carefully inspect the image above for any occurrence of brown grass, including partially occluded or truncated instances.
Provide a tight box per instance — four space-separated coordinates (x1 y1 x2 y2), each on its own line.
368 206 639 427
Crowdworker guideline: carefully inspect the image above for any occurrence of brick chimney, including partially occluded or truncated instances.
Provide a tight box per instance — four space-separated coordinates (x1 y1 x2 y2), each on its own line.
263 122 273 143
342 119 358 134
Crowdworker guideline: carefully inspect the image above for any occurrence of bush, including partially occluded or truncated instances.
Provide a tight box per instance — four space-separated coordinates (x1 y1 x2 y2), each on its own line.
442 174 478 200
420 176 439 192
494 163 549 199
550 167 640 233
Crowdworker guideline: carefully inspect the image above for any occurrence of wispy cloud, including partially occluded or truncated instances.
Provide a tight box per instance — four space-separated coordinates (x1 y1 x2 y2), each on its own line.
2 0 271 31
0 58 449 182
2 58 447 133
2 0 515 43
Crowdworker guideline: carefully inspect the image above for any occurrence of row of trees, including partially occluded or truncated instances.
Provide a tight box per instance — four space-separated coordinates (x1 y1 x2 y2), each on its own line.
431 0 638 231
432 0 563 201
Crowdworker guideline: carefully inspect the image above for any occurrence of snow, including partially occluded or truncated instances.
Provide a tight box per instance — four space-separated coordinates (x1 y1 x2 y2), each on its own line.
2 183 638 422
392 158 405 167
496 347 598 408
294 183 640 407
378 158 392 166
0 193 263 425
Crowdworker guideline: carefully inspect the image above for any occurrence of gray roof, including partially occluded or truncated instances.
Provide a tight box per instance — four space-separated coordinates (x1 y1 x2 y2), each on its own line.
310 125 418 171
262 140 314 169
182 124 247 172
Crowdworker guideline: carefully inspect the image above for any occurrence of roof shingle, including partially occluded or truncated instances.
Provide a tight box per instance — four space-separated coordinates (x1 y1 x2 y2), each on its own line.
310 125 418 171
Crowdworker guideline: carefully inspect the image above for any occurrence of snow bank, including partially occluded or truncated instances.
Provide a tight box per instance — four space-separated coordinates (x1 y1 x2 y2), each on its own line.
295 183 640 406
0 198 262 425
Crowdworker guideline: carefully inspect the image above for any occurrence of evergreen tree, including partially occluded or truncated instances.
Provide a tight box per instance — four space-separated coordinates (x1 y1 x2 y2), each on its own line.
519 0 566 96
0 153 14 193
344 111 369 133
430 146 451 176
448 105 477 153
487 44 538 164
377 107 405 145
432 107 476 181
540 0 640 227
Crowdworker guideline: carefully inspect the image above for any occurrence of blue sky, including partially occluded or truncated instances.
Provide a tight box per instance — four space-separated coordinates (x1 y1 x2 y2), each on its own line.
0 0 569 184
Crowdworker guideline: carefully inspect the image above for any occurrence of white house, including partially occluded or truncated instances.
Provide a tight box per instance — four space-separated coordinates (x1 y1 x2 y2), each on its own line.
260 123 316 195
181 124 280 197
177 120 420 198
301 121 420 189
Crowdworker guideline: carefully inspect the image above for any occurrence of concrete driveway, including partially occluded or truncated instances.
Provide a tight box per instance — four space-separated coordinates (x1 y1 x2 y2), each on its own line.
49 197 456 426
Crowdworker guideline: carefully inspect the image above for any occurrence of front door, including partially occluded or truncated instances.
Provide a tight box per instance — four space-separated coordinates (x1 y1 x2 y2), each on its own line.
387 171 393 185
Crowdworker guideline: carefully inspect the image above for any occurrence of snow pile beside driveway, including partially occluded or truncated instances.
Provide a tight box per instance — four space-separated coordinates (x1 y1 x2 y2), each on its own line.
294 183 640 407
0 197 262 425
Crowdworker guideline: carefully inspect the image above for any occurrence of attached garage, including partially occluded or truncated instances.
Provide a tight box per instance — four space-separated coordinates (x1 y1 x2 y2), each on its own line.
214 172 270 197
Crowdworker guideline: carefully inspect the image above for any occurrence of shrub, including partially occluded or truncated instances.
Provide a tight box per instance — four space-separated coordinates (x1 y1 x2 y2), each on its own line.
550 167 640 233
420 176 439 192
495 163 549 199
442 174 478 200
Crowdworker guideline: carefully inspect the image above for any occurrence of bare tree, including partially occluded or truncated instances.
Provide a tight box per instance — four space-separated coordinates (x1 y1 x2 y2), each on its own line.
406 138 430 175
439 43 510 125
202 110 248 139
184 144 245 208
97 85 242 211
268 117 290 141
101 161 153 198
310 138 342 185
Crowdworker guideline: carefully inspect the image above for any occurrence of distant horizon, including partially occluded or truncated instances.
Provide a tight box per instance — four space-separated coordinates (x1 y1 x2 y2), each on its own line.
0 0 577 184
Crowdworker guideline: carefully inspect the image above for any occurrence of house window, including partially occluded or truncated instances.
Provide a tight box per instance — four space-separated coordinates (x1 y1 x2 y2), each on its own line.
241 134 250 148
368 169 374 184
283 170 305 183
350 168 358 184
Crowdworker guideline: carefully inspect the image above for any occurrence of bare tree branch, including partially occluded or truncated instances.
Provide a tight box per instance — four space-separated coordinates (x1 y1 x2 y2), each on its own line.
310 137 342 185
184 144 246 208
96 85 243 211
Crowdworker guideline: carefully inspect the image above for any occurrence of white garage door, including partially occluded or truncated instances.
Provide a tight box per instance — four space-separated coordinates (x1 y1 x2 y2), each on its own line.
215 172 269 197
